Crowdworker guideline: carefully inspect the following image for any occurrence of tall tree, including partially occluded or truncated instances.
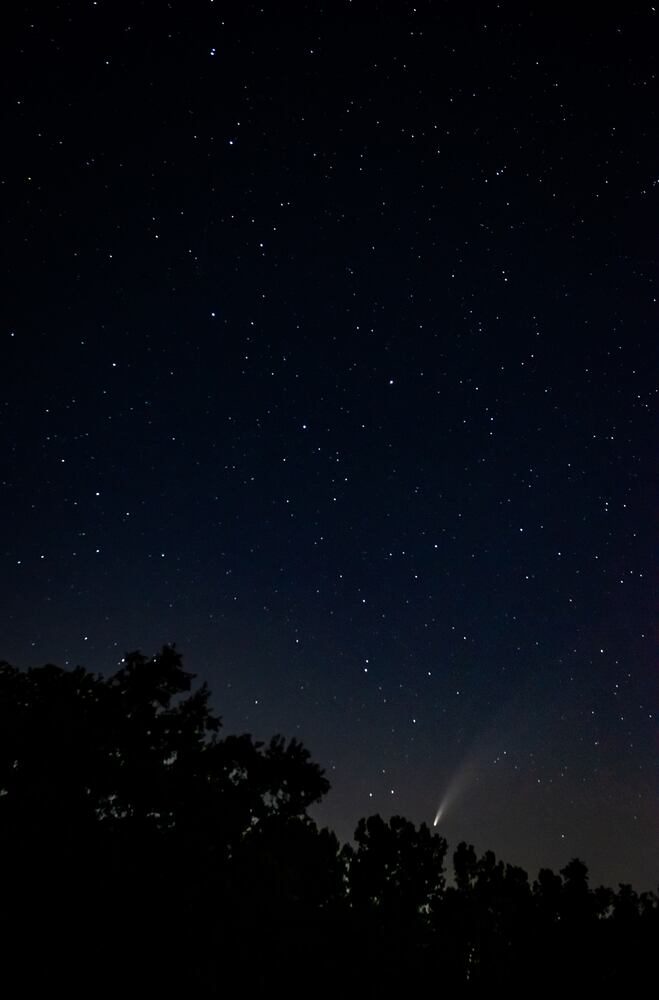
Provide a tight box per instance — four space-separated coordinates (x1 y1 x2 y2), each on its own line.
0 647 333 989
347 813 447 917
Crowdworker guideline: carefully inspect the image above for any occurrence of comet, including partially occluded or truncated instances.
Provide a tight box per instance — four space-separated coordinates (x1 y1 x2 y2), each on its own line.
432 759 477 827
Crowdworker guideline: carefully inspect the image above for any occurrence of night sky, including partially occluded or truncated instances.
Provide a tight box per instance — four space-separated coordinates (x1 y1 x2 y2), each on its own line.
2 2 657 890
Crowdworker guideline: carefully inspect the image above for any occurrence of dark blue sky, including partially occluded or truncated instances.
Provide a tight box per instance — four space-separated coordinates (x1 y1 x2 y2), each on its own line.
1 1 657 889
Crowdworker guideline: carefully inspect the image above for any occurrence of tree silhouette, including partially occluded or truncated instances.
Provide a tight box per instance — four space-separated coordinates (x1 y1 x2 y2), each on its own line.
453 840 478 892
0 646 655 991
0 647 334 989
438 843 534 987
347 813 447 917
341 814 448 990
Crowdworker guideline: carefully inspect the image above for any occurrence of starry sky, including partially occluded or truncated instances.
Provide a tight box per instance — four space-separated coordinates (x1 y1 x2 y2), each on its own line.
2 2 657 889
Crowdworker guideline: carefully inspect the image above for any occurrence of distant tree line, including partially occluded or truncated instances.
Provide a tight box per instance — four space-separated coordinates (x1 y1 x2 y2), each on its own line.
0 647 655 991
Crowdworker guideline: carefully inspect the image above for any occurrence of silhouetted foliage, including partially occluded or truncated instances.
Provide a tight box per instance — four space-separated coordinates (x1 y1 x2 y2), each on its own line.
453 840 478 891
0 646 655 992
347 813 447 916
0 647 335 990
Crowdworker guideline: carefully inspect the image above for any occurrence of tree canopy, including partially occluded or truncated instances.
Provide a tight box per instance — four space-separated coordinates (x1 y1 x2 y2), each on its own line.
0 646 655 992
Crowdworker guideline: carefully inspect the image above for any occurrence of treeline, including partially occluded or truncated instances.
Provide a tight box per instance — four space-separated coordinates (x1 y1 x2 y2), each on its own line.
0 647 655 992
